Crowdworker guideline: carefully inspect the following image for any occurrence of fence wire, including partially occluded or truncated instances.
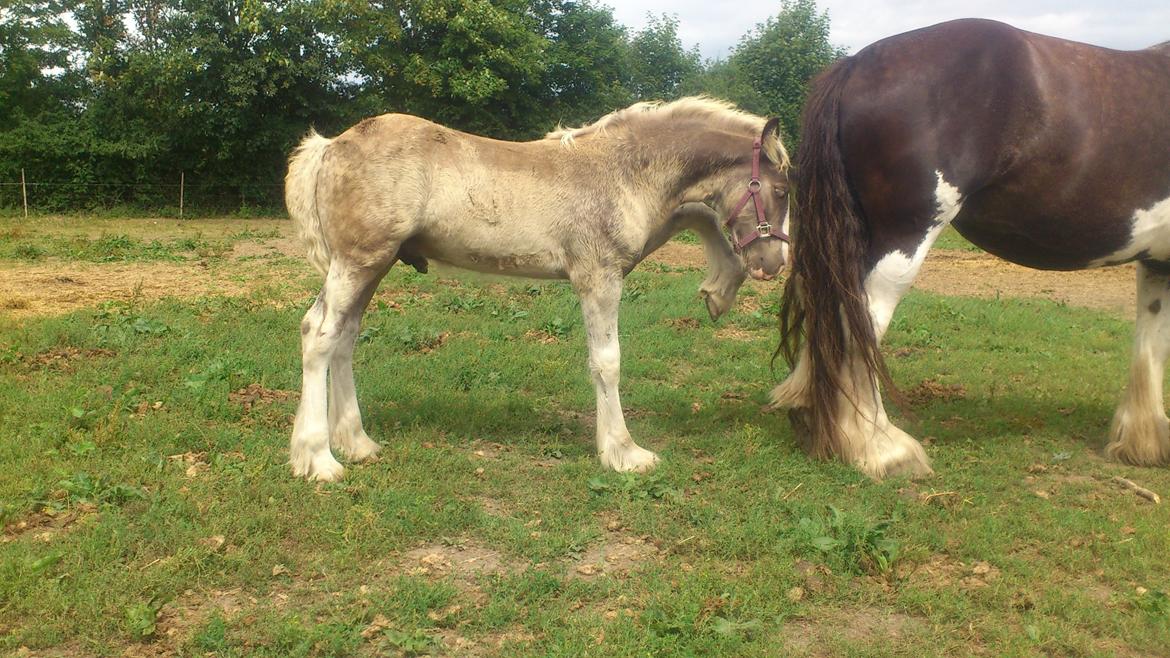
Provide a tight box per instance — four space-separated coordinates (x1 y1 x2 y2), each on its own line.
0 179 285 215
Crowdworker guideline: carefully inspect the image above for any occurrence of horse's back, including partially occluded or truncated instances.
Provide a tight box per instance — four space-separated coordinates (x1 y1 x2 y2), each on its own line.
833 18 1170 269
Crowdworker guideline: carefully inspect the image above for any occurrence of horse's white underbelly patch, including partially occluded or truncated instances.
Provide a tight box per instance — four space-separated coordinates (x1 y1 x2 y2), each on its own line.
864 172 963 336
1090 193 1170 267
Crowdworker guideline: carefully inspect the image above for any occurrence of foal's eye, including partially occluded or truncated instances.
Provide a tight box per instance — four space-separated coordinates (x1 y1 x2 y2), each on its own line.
774 187 788 198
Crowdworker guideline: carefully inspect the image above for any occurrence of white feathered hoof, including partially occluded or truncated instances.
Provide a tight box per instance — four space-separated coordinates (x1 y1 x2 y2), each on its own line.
336 433 383 463
600 442 660 473
290 447 346 482
1105 409 1170 467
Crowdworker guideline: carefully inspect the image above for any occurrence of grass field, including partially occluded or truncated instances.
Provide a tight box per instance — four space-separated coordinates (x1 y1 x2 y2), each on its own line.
3 218 1170 656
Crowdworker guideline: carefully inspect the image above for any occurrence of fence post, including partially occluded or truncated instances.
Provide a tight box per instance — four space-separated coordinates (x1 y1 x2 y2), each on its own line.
21 168 28 219
179 171 185 219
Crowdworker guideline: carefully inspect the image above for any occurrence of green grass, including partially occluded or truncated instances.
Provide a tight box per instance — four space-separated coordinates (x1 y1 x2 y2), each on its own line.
3 223 1170 656
933 226 980 252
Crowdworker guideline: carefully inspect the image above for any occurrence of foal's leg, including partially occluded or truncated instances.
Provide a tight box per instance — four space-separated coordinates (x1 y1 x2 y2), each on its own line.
1105 263 1170 465
291 262 384 481
573 271 659 472
328 275 385 462
687 216 747 321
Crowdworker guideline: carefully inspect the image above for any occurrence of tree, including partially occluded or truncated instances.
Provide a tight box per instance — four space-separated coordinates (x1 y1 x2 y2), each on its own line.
625 14 701 101
725 0 845 142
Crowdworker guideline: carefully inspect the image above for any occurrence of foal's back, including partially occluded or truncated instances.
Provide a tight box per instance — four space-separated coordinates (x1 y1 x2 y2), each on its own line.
317 114 606 278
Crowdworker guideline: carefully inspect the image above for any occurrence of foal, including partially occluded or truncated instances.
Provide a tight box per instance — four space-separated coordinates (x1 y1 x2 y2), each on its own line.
285 98 792 481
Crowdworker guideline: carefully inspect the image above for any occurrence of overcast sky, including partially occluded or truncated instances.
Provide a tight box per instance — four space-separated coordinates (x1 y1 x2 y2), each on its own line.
609 0 1170 60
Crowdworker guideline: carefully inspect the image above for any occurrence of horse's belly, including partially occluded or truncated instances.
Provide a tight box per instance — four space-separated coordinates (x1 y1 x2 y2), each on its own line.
428 253 568 279
951 196 1170 271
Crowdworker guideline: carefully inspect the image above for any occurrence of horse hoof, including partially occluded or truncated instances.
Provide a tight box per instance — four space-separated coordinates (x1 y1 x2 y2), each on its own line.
602 444 660 473
338 434 382 462
291 450 346 482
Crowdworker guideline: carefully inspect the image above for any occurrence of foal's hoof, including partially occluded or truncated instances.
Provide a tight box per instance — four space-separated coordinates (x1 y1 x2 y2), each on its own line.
601 444 660 473
338 434 382 462
291 450 346 482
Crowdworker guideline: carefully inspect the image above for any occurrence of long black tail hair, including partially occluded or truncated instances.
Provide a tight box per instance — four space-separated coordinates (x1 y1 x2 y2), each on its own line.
778 56 901 459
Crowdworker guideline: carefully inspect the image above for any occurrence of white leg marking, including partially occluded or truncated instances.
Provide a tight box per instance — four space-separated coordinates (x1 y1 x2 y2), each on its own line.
290 264 370 481
1105 263 1170 465
329 322 382 462
837 172 962 478
769 343 811 409
575 274 659 472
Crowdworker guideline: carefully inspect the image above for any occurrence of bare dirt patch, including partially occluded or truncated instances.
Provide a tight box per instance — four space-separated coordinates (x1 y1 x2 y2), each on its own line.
714 325 759 341
918 250 1136 316
2 505 95 544
2 222 1140 323
646 243 1138 317
781 607 928 655
0 218 311 320
569 534 659 578
905 378 967 406
402 542 521 586
0 260 309 319
644 242 706 270
19 346 115 371
906 554 1001 590
122 587 251 656
228 383 298 413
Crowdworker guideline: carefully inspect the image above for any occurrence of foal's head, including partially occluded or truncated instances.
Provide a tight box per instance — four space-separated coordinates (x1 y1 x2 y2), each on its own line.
708 118 792 281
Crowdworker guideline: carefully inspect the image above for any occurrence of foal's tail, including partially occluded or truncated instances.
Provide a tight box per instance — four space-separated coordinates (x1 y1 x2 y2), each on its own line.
777 57 898 460
285 130 333 276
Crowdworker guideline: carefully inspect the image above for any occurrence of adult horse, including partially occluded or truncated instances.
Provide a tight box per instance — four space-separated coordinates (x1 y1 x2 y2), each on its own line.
774 19 1170 478
286 97 792 481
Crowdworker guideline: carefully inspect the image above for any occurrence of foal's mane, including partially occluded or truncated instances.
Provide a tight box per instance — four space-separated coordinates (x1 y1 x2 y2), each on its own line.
546 96 790 168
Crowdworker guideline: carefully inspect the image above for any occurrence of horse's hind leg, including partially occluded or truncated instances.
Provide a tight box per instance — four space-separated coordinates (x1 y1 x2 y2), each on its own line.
328 270 387 462
291 260 387 481
572 270 659 472
1105 263 1170 465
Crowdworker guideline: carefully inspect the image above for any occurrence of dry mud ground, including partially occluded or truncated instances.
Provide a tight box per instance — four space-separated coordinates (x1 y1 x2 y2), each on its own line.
0 218 1141 321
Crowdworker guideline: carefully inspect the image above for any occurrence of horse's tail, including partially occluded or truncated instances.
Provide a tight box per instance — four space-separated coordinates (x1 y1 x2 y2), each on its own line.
285 130 333 276
778 56 899 460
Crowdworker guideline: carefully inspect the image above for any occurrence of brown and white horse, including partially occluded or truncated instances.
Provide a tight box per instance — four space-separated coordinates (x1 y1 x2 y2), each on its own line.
774 19 1170 478
285 97 792 481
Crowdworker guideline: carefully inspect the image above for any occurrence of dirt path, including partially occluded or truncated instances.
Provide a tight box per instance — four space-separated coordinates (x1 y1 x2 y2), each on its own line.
0 219 1140 321
652 241 1138 317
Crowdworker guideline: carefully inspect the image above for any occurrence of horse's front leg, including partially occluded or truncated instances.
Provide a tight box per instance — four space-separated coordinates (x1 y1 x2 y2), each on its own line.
687 216 747 321
572 271 659 472
1105 262 1170 465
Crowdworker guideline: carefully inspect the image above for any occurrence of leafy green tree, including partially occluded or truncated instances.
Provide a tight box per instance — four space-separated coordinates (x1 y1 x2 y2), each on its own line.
727 0 845 142
330 0 548 138
0 0 75 122
531 0 631 131
625 14 701 101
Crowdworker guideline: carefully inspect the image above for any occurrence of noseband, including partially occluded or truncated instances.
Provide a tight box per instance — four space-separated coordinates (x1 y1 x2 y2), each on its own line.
723 137 791 253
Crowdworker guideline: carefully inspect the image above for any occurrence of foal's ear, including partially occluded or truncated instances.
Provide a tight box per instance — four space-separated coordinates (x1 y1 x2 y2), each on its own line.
761 117 782 141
